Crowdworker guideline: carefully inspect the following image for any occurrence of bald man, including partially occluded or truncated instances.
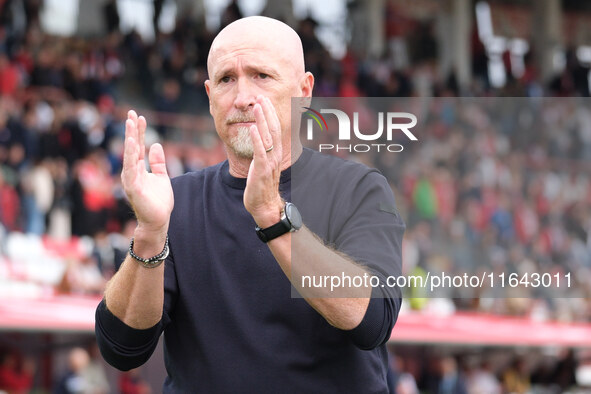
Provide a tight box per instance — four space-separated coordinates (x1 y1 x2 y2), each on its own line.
95 16 403 393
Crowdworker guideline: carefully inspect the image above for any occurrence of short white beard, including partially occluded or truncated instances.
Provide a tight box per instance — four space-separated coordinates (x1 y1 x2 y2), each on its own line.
230 126 254 159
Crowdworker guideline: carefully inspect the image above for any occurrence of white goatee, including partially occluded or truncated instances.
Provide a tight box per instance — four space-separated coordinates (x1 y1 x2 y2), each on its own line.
230 126 254 159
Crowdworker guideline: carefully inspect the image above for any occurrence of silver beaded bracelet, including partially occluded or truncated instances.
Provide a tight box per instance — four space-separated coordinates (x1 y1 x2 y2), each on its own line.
129 235 169 268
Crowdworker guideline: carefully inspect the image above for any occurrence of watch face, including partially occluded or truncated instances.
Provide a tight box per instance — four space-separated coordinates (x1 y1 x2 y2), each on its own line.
285 203 303 230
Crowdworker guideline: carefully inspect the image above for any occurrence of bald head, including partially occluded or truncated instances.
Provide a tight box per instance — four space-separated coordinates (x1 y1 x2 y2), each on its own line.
204 16 314 166
207 16 305 78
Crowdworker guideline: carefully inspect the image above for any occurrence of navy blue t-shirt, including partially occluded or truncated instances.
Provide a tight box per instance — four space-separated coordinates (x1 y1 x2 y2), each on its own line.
95 148 404 393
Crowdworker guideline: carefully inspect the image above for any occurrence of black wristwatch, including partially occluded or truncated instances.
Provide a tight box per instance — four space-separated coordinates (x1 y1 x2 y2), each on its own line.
256 202 302 243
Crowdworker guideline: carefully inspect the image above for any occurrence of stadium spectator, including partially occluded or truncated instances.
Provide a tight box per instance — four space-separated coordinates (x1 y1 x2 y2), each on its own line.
21 158 54 234
71 150 115 237
501 357 530 394
438 356 468 394
466 360 502 394
395 356 420 394
83 344 110 394
119 369 151 394
0 52 20 95
0 167 19 231
53 347 92 394
0 350 34 394
551 349 578 390
58 253 105 295
220 0 243 30
103 0 120 34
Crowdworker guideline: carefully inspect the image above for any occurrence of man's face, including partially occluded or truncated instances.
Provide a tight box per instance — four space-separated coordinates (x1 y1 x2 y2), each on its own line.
205 39 303 159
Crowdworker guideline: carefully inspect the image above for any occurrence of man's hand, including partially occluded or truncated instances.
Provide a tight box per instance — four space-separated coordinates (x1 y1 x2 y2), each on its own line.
122 110 174 237
244 96 284 227
104 111 172 329
241 98 372 330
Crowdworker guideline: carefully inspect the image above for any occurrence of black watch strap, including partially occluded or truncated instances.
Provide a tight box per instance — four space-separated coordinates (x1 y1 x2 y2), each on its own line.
255 202 302 243
256 221 290 243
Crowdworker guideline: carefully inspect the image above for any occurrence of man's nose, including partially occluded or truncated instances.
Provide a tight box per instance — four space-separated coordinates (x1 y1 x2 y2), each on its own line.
233 78 256 110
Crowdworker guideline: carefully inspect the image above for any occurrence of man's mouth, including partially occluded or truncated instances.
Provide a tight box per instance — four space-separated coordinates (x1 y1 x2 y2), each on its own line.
228 120 256 129
229 121 255 125
227 113 256 126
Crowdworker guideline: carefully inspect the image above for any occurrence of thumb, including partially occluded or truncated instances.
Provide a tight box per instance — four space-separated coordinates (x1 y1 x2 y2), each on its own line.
148 143 168 176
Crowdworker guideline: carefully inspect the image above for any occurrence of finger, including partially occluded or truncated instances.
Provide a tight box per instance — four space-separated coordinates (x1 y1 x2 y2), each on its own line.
126 110 138 141
128 110 138 129
128 110 141 158
122 132 139 187
123 119 138 168
148 143 168 176
254 97 273 148
261 97 281 151
249 123 267 165
138 115 147 161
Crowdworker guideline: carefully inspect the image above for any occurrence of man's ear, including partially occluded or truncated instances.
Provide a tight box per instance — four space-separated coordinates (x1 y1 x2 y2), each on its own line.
204 79 212 114
300 71 314 98
298 72 315 110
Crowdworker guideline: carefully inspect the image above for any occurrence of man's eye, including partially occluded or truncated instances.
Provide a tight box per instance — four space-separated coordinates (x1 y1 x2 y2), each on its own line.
220 76 231 83
258 73 269 79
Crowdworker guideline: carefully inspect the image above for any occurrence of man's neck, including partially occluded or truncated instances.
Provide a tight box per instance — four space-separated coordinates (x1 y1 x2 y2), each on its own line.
227 142 303 178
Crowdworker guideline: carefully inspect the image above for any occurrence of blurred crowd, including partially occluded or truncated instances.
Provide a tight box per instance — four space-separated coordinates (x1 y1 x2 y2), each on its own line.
385 96 590 322
388 346 582 394
0 0 589 308
0 0 590 391
0 343 151 394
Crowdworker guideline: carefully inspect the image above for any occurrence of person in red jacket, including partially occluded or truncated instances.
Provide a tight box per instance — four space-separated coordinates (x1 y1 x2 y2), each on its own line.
119 369 151 394
0 350 34 394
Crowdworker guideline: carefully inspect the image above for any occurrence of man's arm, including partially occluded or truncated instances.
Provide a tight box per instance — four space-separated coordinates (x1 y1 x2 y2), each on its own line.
254 184 400 350
244 97 402 345
266 172 404 348
103 229 168 329
95 110 174 369
267 226 371 329
103 110 173 328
